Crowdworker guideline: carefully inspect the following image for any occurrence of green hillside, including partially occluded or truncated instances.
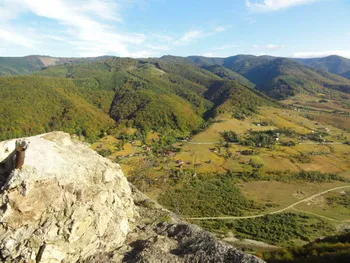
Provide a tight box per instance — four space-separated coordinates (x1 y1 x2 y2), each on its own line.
204 80 278 117
187 55 350 99
0 76 115 141
2 55 348 141
0 56 45 76
0 55 113 76
295 55 350 79
202 65 255 88
264 232 350 263
249 58 350 99
37 58 214 134
0 56 279 138
186 55 275 74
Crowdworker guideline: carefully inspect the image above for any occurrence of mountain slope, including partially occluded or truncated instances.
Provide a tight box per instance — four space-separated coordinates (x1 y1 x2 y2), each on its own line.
109 78 204 134
0 76 115 141
294 55 350 79
36 58 214 134
247 58 350 99
202 65 255 88
4 54 344 139
0 56 46 76
0 55 112 76
204 80 278 118
187 55 350 99
186 55 275 74
36 57 279 132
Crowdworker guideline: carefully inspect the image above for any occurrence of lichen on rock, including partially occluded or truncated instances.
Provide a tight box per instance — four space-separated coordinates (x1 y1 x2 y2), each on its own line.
0 132 265 263
0 132 135 263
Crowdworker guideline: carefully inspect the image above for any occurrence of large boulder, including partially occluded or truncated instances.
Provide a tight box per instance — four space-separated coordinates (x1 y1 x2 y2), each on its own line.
0 132 135 262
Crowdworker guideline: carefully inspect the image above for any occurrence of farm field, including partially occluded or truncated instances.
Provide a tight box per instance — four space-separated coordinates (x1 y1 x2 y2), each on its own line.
91 94 350 247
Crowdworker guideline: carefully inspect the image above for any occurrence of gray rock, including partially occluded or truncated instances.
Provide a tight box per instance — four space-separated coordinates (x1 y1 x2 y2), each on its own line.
122 223 265 263
0 132 265 263
0 132 135 262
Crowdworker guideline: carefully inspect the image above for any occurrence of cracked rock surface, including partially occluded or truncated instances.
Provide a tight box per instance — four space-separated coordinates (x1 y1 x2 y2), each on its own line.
0 132 134 262
0 132 264 263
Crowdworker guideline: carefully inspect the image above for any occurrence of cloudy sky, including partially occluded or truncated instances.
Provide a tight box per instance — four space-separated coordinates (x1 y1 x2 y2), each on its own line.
0 0 349 58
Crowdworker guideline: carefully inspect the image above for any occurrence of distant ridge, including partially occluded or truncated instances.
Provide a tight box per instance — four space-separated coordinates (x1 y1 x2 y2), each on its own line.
293 55 350 79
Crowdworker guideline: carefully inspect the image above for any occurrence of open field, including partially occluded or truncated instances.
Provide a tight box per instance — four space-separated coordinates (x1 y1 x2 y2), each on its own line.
294 189 350 221
238 181 349 214
91 95 350 247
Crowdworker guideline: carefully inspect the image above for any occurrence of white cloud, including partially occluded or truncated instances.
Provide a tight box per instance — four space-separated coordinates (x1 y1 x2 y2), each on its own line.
145 44 171 51
213 25 231 33
293 50 350 59
202 52 215 57
210 44 238 51
151 33 174 42
77 0 122 22
254 44 284 50
201 52 227 58
178 30 202 43
175 26 230 46
0 0 152 57
245 0 320 12
0 28 37 49
0 0 232 57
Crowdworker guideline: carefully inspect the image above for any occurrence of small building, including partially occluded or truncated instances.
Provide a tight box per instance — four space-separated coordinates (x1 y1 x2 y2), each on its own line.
176 160 184 165
166 151 175 157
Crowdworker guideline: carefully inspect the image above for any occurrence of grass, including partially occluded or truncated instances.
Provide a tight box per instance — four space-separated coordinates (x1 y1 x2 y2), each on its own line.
238 181 349 212
90 96 350 247
197 212 336 246
159 173 266 217
294 190 350 221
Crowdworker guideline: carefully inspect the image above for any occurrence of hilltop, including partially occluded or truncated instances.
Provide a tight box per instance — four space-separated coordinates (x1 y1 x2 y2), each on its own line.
0 55 110 76
186 55 350 99
0 56 277 139
294 55 350 79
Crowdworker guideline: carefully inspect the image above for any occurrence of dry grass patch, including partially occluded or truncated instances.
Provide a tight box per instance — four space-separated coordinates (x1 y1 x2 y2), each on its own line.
294 190 350 221
238 181 348 212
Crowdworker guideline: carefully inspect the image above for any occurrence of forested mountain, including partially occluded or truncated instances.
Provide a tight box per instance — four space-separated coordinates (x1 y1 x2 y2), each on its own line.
244 58 350 99
202 65 255 88
204 80 277 117
0 55 110 76
187 55 350 99
0 76 115 141
1 54 350 141
0 56 46 76
294 55 350 79
0 57 276 140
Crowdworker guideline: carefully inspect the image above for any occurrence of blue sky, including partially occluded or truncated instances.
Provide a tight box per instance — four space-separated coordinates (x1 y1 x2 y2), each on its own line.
0 0 349 58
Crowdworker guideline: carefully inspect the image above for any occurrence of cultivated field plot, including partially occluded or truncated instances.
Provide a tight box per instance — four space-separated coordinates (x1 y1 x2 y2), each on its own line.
90 97 350 247
173 105 350 176
293 189 350 221
238 181 349 213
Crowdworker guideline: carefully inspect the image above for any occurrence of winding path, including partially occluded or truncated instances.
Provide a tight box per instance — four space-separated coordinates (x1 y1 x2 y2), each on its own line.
183 141 344 146
187 185 350 222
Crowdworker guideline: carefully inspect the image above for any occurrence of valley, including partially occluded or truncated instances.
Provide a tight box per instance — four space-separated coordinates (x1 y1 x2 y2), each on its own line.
1 54 349 260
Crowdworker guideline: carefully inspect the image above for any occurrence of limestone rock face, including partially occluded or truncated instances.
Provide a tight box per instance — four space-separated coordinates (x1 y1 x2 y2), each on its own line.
128 223 266 263
0 132 135 262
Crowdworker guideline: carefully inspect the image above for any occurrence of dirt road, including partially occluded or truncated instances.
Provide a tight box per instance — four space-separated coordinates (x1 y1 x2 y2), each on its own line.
188 185 350 222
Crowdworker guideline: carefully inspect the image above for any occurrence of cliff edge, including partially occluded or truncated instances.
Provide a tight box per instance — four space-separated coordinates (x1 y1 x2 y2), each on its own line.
0 132 264 263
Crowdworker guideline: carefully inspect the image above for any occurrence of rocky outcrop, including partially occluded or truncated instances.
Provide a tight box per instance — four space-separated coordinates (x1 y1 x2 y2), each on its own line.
83 186 265 263
0 132 264 263
125 222 265 263
0 132 135 262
